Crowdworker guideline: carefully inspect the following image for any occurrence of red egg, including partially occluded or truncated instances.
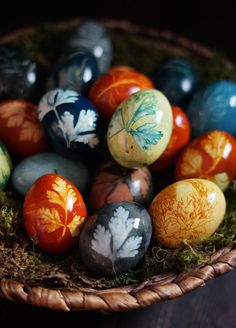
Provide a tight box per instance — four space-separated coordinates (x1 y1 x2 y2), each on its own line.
150 106 191 172
0 100 48 157
23 174 87 253
89 66 154 121
175 130 236 190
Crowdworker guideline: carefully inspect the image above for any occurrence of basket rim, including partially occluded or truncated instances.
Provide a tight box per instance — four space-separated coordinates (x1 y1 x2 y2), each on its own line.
1 245 236 311
1 18 236 312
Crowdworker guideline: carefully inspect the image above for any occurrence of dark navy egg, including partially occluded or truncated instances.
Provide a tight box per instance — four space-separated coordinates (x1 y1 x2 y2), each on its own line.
0 45 39 101
38 89 101 158
48 48 99 95
79 201 152 276
151 58 199 107
68 20 112 74
12 152 90 196
186 81 236 136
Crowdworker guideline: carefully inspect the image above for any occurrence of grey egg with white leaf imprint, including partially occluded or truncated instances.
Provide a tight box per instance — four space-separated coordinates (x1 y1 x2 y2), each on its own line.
79 201 152 275
38 89 102 159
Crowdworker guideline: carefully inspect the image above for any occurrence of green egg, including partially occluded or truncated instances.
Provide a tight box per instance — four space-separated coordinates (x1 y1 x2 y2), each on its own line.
0 140 12 191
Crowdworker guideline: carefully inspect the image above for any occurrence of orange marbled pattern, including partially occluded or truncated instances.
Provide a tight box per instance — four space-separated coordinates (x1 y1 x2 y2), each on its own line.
149 179 226 248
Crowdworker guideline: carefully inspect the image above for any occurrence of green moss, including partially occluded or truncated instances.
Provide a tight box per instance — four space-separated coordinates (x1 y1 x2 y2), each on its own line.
0 192 21 238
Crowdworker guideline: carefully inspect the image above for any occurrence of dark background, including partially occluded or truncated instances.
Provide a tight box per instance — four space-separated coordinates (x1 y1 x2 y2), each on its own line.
1 1 236 327
0 0 235 61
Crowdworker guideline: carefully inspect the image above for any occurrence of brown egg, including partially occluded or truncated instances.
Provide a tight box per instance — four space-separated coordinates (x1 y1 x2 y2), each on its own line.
89 160 153 210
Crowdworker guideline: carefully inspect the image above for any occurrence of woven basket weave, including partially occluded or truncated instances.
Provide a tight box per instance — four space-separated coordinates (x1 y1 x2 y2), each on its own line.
1 19 236 312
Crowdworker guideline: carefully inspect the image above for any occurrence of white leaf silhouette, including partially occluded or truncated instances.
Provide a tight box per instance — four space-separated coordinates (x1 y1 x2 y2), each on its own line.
38 89 79 121
59 110 99 148
108 206 134 252
117 236 142 258
91 206 142 264
91 224 112 259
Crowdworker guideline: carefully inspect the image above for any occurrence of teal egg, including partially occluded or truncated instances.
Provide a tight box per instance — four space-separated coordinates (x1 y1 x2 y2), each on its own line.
12 152 90 196
186 81 236 136
0 140 12 191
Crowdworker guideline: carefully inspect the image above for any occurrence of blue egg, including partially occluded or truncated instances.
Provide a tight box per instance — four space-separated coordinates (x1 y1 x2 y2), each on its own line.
48 48 99 95
187 81 236 136
68 20 112 74
12 152 90 196
38 89 102 158
0 45 39 101
151 58 199 106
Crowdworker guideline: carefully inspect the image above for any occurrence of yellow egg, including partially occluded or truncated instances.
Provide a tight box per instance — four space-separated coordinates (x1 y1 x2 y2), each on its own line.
149 178 226 248
107 89 173 168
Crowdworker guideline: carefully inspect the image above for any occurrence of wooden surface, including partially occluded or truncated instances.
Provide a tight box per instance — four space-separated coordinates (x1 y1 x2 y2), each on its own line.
0 269 236 328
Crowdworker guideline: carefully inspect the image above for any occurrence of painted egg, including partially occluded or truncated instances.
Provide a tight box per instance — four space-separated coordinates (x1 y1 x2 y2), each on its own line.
0 140 12 191
107 89 173 168
79 201 152 275
150 106 191 172
0 45 39 101
151 58 199 106
0 100 48 157
68 20 112 74
38 89 102 158
23 174 87 253
89 66 154 121
187 81 236 136
174 130 236 190
149 179 226 248
48 48 99 95
12 152 90 196
89 160 153 210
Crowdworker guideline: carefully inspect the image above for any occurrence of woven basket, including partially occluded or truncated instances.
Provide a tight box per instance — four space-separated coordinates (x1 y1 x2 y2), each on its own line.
1 18 236 312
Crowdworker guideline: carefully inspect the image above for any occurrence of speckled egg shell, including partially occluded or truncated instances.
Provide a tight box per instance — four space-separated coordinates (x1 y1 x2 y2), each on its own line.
174 130 236 190
149 179 226 248
79 201 152 275
12 152 90 196
186 81 236 136
107 89 173 168
151 58 199 107
68 20 112 74
0 140 12 191
48 48 99 95
38 89 101 158
89 66 154 121
23 174 87 253
89 160 153 210
150 106 191 172
0 100 48 157
0 45 39 101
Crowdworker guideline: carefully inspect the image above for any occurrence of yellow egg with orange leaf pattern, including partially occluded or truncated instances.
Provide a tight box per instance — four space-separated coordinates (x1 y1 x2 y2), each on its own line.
149 179 226 248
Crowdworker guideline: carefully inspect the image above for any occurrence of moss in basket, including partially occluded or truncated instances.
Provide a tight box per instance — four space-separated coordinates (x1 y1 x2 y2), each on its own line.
0 192 21 238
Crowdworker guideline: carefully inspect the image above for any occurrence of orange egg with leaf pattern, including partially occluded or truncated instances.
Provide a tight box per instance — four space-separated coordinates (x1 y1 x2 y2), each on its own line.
150 106 191 172
88 66 154 121
175 130 236 190
0 100 48 157
23 174 87 253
